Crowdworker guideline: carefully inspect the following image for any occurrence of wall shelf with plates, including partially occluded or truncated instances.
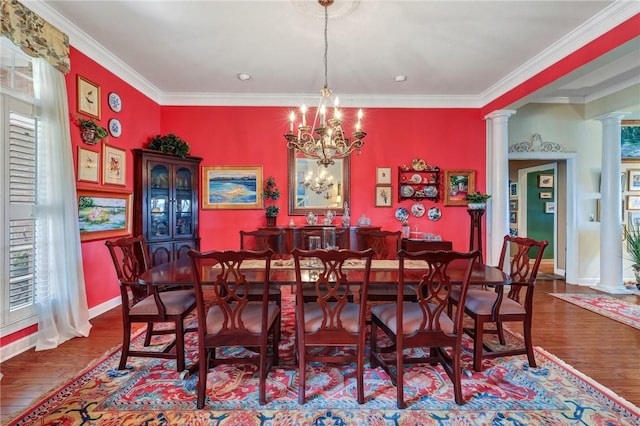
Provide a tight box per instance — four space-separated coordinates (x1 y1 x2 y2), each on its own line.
397 163 440 202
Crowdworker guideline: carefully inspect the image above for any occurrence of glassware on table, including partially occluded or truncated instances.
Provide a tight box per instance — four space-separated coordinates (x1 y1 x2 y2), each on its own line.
308 235 321 266
323 227 337 249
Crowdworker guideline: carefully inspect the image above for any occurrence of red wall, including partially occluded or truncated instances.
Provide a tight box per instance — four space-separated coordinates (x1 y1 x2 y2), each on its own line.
161 106 487 253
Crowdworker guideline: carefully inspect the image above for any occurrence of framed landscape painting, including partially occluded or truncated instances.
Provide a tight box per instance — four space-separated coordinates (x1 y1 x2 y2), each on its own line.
202 165 263 209
77 187 132 241
444 170 475 206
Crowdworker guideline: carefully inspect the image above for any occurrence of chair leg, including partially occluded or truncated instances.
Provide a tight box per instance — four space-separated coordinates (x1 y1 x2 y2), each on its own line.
297 322 306 404
496 321 507 345
396 341 405 409
143 322 154 347
197 349 210 409
473 318 485 372
452 345 464 405
119 321 132 370
523 319 537 368
174 319 186 372
259 341 267 405
357 344 364 404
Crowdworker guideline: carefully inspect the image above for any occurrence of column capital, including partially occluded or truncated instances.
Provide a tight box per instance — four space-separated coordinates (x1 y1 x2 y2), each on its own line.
594 112 629 123
484 110 517 121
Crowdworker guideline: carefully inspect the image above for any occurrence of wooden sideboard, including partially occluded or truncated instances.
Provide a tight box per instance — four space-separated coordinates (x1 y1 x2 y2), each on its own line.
400 238 453 252
258 226 381 253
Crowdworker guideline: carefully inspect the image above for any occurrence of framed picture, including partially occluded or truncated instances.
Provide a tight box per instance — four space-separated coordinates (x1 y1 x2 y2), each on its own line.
375 185 392 207
77 75 101 119
538 174 554 188
539 192 553 199
628 170 640 191
509 182 518 197
545 202 556 214
77 187 132 241
202 165 263 209
629 212 640 228
77 147 99 183
627 195 640 210
444 169 475 206
102 144 126 186
509 211 517 224
376 167 392 185
621 120 640 160
509 200 518 210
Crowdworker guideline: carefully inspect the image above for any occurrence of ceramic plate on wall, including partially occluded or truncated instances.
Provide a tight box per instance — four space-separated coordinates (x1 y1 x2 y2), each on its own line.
400 185 414 197
108 92 122 112
411 203 425 217
108 118 122 137
428 207 442 221
395 207 409 222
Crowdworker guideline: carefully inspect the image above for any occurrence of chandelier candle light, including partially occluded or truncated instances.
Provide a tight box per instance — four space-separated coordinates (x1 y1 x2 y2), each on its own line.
285 0 366 167
304 168 334 197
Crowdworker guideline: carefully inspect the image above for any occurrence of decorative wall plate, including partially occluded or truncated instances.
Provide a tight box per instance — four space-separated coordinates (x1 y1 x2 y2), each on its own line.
428 207 442 221
395 207 409 222
400 185 414 197
108 92 122 112
411 203 425 217
108 118 122 137
424 186 438 197
410 173 422 184
412 158 426 171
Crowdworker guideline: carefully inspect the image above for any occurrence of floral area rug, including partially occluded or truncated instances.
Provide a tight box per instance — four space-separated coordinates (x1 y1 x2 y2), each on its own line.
9 293 640 426
550 293 640 330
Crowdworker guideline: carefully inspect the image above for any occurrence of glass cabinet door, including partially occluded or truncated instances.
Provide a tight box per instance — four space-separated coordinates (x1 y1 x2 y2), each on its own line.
174 166 195 238
149 164 170 240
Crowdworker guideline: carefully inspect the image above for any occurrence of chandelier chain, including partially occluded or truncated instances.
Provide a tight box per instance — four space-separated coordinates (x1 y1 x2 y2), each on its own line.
323 4 329 90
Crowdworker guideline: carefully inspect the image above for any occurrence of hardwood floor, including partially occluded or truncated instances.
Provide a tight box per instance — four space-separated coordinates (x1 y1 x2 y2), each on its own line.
1 278 639 422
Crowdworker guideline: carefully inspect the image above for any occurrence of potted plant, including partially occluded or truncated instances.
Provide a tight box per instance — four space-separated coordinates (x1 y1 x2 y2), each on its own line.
263 176 280 227
622 224 640 288
147 133 191 158
465 191 491 210
76 116 108 145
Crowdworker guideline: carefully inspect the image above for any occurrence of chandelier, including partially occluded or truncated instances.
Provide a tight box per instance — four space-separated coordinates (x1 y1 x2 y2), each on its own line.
285 0 366 168
304 168 334 196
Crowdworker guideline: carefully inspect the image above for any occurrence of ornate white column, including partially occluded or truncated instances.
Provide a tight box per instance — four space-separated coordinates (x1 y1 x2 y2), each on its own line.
595 112 630 293
485 110 516 266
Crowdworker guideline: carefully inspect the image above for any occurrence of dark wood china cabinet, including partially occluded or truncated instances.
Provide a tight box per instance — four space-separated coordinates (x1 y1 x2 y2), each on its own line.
133 149 202 266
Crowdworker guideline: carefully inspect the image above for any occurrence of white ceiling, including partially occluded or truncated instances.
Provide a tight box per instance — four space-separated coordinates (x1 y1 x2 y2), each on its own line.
25 0 640 109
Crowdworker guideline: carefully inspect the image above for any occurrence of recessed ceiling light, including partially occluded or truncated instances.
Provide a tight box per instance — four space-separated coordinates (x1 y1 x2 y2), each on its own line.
237 73 251 81
394 75 407 82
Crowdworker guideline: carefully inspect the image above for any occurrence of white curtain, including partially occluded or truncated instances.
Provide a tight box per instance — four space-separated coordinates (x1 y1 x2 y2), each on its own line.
33 58 92 350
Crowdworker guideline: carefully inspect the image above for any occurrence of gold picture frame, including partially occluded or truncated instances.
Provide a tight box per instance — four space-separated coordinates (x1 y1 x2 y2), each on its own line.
376 167 392 185
444 170 475 206
102 144 126 186
375 185 392 207
77 75 101 119
77 187 132 241
202 165 263 209
77 146 99 183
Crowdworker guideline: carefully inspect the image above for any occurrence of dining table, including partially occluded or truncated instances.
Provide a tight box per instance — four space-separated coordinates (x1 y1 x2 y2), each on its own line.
139 257 511 287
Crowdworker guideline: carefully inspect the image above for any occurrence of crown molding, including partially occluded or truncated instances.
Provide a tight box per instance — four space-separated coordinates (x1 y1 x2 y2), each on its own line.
479 1 639 107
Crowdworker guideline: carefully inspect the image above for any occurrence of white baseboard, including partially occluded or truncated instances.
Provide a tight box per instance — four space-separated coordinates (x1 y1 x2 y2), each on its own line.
0 296 121 363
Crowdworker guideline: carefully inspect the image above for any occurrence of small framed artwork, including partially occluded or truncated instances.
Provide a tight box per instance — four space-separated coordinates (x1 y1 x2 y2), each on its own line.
102 144 126 186
375 185 392 207
538 174 554 188
628 170 640 191
77 147 99 183
77 187 132 241
444 169 475 206
628 195 640 210
509 182 518 197
545 202 556 214
509 211 517 224
376 167 392 185
539 192 553 199
77 75 101 119
629 212 640 228
509 200 518 210
202 165 263 209
509 227 518 237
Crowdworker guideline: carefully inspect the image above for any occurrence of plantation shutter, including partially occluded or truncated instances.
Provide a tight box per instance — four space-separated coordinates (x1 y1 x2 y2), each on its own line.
2 96 38 327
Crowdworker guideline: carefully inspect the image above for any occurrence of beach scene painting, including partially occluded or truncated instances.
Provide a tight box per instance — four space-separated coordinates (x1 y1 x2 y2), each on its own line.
202 165 263 209
77 188 132 241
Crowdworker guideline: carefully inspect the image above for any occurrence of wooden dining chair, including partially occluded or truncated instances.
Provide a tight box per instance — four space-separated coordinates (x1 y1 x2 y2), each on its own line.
291 247 375 404
370 249 481 408
187 248 280 408
105 235 197 372
448 235 548 372
239 229 287 306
